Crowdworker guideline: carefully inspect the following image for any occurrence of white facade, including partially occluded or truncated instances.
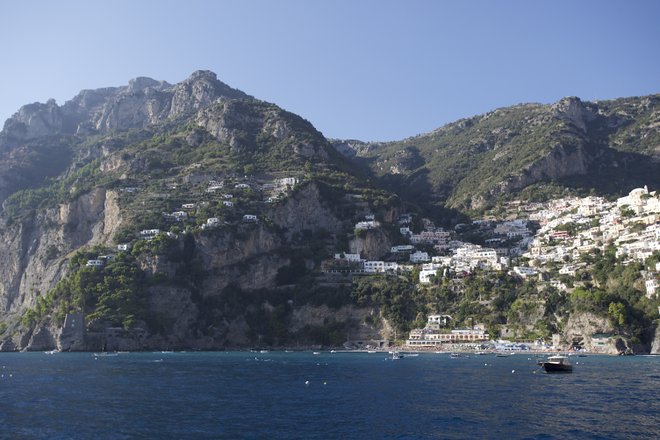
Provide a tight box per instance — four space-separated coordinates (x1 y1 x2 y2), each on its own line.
334 253 362 262
409 251 430 263
513 266 537 278
355 220 376 230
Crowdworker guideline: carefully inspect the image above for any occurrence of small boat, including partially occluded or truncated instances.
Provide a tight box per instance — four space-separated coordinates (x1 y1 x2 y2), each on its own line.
450 353 462 358
390 351 403 360
537 355 573 373
44 349 59 355
312 351 321 355
259 350 269 354
367 350 377 354
496 352 513 357
93 352 119 357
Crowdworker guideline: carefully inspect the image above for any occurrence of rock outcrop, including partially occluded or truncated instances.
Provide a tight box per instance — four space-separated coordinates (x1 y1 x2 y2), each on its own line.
0 70 248 149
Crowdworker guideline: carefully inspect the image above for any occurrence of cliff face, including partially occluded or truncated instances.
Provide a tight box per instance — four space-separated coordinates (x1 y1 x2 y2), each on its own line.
651 326 660 355
0 188 122 315
556 312 642 355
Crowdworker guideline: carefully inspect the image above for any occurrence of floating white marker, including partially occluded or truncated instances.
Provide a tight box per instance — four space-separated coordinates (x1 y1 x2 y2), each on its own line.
305 380 310 385
323 381 327 385
511 370 515 373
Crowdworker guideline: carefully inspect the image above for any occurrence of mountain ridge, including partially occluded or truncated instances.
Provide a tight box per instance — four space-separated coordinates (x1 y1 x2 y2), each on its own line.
334 94 659 213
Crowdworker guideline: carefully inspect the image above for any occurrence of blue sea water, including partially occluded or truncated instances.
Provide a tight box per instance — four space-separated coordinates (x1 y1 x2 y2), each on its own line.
0 351 658 439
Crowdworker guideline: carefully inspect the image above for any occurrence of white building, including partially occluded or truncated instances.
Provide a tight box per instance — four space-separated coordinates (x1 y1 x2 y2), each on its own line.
140 229 161 237
334 253 362 262
277 177 299 187
410 251 430 263
243 214 258 222
419 268 439 284
513 266 538 278
117 243 132 251
364 261 385 273
86 259 104 268
355 220 377 230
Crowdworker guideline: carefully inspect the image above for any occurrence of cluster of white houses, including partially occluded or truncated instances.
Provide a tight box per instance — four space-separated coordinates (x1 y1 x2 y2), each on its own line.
523 186 659 297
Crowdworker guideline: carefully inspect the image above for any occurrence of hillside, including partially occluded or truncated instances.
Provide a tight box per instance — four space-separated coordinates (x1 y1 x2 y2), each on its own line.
0 71 402 351
335 95 660 215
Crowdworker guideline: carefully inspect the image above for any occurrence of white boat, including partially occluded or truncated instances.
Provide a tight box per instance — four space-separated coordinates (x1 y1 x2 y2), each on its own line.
93 352 119 357
44 349 59 355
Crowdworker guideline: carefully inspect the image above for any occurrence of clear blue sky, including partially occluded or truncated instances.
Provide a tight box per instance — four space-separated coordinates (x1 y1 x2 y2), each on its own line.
2 0 659 141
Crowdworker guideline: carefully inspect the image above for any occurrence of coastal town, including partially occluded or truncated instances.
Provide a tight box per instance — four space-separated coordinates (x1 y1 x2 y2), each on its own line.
78 177 659 354
328 185 659 352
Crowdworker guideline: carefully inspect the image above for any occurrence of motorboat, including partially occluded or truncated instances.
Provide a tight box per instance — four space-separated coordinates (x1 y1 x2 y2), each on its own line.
537 355 573 373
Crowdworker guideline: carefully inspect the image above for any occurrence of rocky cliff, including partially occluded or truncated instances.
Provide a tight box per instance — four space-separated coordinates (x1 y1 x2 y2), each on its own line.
0 70 248 146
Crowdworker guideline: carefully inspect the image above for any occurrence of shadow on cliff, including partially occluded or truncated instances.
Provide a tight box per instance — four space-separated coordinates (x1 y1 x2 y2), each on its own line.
556 146 660 196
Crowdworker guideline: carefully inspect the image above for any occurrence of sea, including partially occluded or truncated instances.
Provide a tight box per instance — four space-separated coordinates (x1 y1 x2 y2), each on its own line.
0 351 658 440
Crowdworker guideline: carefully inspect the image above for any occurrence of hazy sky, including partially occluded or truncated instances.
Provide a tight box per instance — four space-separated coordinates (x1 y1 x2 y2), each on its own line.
2 0 659 141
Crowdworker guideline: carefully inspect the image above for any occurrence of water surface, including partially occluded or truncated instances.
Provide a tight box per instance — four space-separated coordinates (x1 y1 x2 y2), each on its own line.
1 352 658 439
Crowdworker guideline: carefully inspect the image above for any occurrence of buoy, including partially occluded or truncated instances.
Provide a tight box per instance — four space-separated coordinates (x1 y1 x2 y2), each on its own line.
511 369 515 373
305 380 310 385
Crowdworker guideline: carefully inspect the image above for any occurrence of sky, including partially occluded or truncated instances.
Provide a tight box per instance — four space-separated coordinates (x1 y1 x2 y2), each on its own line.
1 0 659 142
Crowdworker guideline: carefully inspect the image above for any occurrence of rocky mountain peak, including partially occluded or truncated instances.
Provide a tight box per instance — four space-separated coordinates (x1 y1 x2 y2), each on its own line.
186 70 219 82
126 76 170 93
551 96 596 132
0 71 250 148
